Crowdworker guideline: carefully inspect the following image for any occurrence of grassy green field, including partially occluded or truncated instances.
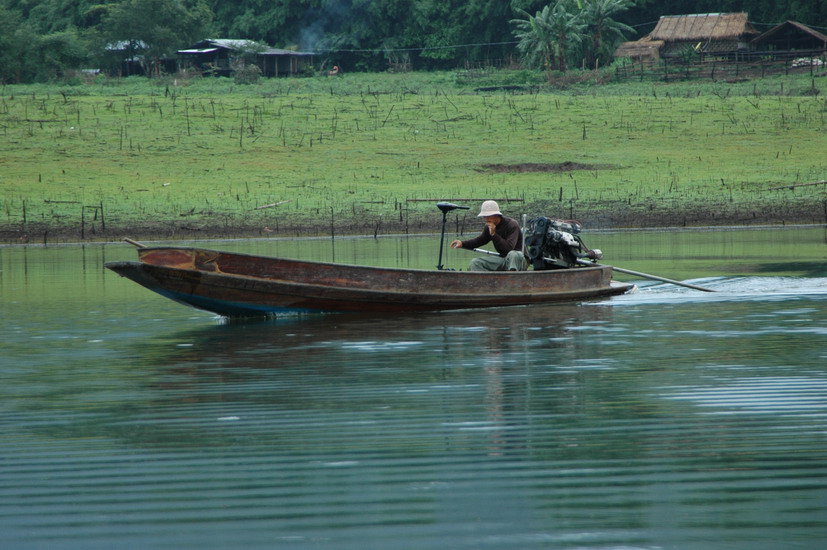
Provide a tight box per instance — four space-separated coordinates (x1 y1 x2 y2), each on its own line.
1 69 825 243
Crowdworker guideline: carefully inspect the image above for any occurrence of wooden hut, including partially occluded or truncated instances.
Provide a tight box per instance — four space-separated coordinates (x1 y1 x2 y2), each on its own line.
177 39 314 77
751 21 827 55
613 40 663 63
257 47 315 77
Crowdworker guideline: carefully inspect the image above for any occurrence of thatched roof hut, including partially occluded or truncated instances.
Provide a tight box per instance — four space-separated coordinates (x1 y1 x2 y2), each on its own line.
649 13 756 41
614 13 760 61
649 12 759 56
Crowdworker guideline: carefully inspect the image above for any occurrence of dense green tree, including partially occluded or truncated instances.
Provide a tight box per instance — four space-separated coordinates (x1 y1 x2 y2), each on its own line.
37 30 89 80
407 0 524 67
2 0 104 33
340 0 417 70
207 0 317 47
462 0 539 64
0 3 86 82
0 4 37 82
309 0 391 69
410 1 466 63
92 0 214 76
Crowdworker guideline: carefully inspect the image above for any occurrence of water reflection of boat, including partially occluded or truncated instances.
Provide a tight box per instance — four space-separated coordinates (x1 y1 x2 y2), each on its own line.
139 303 613 410
110 303 617 452
153 302 603 366
105 247 633 317
149 303 557 350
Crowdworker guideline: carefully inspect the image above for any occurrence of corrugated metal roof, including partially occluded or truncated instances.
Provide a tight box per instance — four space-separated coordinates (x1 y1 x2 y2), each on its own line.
181 39 314 56
260 48 314 57
177 48 219 54
203 39 262 50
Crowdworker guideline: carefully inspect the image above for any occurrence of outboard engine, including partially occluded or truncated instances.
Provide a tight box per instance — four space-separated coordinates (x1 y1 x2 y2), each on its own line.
524 217 601 270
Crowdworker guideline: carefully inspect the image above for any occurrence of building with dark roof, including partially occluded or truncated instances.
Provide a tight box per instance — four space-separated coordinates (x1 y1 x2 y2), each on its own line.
177 39 314 77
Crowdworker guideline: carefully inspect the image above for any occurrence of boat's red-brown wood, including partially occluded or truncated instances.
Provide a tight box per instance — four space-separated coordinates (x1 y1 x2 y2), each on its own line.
106 247 632 317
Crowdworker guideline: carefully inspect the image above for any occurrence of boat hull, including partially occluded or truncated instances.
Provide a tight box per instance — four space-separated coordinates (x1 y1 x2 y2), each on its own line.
105 247 633 317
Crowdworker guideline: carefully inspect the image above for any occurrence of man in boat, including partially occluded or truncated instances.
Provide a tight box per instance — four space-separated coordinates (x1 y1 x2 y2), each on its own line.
450 200 528 271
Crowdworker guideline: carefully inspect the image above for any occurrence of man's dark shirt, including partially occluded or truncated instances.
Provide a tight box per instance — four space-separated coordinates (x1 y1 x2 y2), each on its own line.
460 216 523 258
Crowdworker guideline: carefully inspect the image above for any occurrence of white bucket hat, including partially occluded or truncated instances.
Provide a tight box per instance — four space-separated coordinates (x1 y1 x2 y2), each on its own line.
477 200 502 217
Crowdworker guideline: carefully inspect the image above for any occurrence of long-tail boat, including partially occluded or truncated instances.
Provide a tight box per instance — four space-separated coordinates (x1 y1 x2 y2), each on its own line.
105 245 632 317
105 203 639 317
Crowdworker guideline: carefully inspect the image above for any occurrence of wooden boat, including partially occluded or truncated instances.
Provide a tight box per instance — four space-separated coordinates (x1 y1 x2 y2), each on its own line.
105 246 634 317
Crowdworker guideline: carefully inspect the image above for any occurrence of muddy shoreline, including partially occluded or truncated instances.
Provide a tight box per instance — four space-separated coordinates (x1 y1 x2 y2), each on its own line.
3 198 824 245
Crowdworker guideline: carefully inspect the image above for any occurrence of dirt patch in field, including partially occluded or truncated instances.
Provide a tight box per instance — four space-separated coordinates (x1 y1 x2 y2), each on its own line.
478 161 616 173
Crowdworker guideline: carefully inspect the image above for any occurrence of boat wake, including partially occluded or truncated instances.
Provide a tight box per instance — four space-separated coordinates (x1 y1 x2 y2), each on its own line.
607 276 827 305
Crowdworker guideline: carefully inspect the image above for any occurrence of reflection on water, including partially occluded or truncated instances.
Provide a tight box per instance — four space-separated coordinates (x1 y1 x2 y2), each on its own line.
1 228 826 549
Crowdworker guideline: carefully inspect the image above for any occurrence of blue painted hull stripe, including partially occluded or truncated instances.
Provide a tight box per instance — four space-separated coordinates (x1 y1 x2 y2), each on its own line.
151 288 322 316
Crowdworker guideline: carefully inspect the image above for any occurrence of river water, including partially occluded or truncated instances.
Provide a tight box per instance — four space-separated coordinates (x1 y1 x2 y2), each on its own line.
2 227 826 549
